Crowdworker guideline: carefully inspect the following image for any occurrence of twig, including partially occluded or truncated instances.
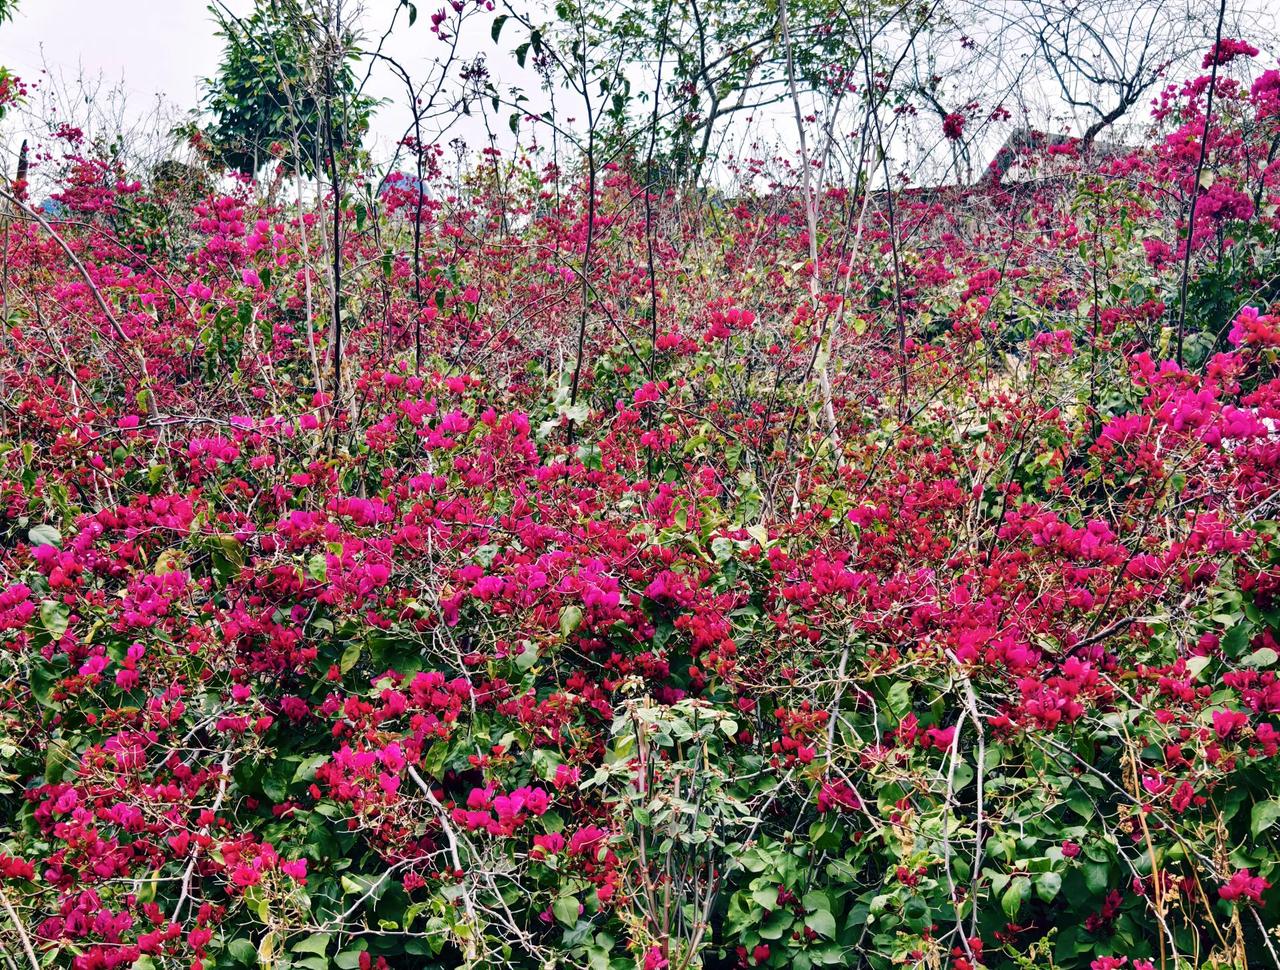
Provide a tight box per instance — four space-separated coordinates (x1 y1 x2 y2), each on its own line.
407 764 481 965
0 887 40 970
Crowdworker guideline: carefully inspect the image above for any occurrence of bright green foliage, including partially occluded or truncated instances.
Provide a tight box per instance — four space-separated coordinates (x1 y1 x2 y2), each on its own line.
201 0 373 175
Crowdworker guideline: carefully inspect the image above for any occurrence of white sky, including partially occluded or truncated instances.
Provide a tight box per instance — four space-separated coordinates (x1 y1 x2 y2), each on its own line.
3 0 1279 190
4 0 227 118
0 0 548 173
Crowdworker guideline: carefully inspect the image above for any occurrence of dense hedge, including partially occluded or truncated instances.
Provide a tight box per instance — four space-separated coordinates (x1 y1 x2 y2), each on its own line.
2 38 1280 970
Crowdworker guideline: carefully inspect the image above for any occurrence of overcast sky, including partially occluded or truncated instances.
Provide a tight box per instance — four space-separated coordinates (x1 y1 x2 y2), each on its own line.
0 0 550 173
5 1 227 116
4 0 1278 190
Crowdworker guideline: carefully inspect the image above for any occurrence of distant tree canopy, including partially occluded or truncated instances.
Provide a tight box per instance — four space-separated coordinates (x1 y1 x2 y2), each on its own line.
201 0 373 176
150 158 212 200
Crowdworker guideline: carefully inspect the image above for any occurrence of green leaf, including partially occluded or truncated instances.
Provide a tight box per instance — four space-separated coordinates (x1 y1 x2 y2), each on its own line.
1036 871 1062 902
1066 787 1095 820
901 896 930 930
491 13 508 42
1224 623 1252 657
1244 647 1279 668
292 754 328 784
886 680 911 719
1002 876 1029 919
805 907 837 938
44 735 72 781
307 553 328 582
559 605 583 637
339 641 362 673
227 938 257 965
40 601 69 640
422 740 450 778
1083 862 1109 895
1185 655 1212 680
292 933 330 956
751 886 779 911
340 873 386 900
758 908 793 939
29 663 58 709
1252 798 1280 839
28 523 61 547
553 895 580 927
802 890 832 912
516 646 539 671
258 931 277 968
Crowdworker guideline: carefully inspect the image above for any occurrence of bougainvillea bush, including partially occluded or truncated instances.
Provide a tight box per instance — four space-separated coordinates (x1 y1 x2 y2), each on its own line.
4 31 1280 970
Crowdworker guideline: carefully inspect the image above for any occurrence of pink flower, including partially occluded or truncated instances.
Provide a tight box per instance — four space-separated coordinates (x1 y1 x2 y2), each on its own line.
1252 69 1280 115
924 725 957 750
633 381 663 405
1198 182 1253 223
553 764 580 789
567 825 609 859
1061 841 1081 858
1202 38 1258 67
1219 869 1270 904
1212 708 1250 739
230 865 261 889
1170 781 1196 813
79 655 108 677
1142 237 1174 269
817 779 861 813
530 833 565 859
280 858 307 882
1228 307 1280 348
378 772 401 796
